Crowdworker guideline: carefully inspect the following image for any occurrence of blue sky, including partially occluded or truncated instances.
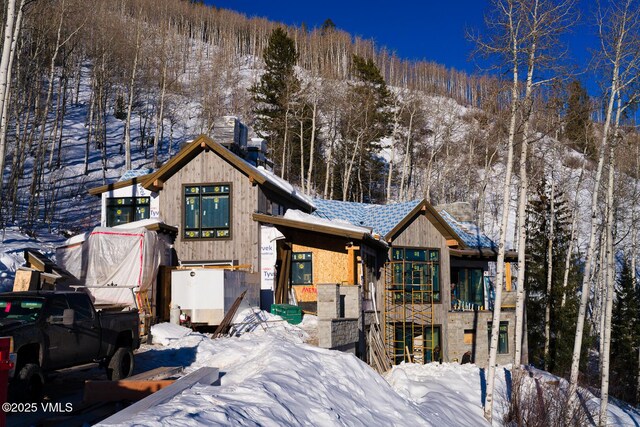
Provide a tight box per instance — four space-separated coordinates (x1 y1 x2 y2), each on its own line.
206 1 599 92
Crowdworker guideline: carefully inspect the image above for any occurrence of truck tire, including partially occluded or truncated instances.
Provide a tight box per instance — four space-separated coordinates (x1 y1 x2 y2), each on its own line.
14 363 44 401
107 347 134 380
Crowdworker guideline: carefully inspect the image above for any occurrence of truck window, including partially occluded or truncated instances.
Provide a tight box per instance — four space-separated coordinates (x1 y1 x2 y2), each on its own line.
65 293 94 320
44 296 69 317
0 297 44 321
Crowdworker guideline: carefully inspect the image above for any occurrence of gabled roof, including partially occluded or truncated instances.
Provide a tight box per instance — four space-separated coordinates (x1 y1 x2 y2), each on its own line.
437 209 496 250
88 135 314 212
312 198 465 246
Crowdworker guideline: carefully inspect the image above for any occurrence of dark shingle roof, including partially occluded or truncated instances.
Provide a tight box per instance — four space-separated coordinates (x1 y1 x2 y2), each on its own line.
438 209 496 250
312 199 423 238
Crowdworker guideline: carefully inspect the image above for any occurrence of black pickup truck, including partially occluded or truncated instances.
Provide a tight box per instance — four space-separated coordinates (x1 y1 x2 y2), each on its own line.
0 290 140 399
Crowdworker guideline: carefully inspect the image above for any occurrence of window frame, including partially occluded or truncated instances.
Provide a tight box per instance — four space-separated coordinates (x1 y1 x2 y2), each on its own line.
106 196 151 227
487 321 509 354
451 267 485 308
181 182 232 241
389 247 441 303
290 252 313 285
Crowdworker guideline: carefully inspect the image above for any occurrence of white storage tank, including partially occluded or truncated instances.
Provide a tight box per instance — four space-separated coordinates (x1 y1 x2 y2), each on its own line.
171 269 260 325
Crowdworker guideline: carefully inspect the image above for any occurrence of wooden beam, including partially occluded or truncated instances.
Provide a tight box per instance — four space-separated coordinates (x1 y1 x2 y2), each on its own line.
83 380 175 403
346 246 359 285
99 367 219 425
153 179 163 190
445 239 459 247
124 366 183 381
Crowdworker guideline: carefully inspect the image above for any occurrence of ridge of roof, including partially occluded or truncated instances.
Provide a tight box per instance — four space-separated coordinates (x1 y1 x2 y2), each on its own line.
88 135 314 211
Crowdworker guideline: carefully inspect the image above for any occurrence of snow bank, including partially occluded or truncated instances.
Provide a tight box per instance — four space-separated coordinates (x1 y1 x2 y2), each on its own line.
150 323 192 346
124 325 461 426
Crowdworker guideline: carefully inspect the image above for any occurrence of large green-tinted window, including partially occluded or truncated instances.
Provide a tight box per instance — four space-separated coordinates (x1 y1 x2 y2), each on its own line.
452 268 484 308
487 322 509 354
389 248 440 302
184 185 230 239
291 252 312 285
106 197 150 226
393 323 441 364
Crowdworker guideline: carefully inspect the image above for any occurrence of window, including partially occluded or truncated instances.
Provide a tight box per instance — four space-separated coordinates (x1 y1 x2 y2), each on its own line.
464 329 475 345
66 293 94 321
184 184 231 239
106 197 150 226
44 296 69 318
389 248 440 302
487 322 509 354
291 252 312 285
393 323 441 364
451 268 485 309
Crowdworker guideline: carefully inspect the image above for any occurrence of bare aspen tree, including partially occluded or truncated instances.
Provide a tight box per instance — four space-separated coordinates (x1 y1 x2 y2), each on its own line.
0 0 19 221
568 0 640 404
472 1 522 420
123 8 143 171
599 96 622 426
543 180 555 369
305 79 320 195
513 0 575 370
561 149 587 307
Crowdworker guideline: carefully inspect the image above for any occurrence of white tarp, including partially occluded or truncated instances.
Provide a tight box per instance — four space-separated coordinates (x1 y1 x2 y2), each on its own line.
56 226 163 307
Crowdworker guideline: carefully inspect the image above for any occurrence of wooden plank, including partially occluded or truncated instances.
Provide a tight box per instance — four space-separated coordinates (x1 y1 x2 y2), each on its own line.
83 380 175 403
212 290 246 338
99 367 219 425
13 269 39 291
125 366 183 381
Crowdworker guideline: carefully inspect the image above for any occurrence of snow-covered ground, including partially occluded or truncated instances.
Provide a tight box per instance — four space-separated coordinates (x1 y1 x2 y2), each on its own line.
99 315 640 427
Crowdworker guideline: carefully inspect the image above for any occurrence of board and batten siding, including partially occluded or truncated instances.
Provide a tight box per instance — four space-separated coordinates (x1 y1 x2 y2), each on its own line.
159 150 260 270
390 213 453 357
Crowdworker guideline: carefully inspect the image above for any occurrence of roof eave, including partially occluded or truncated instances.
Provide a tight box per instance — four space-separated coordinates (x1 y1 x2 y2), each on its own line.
87 175 152 196
253 213 387 248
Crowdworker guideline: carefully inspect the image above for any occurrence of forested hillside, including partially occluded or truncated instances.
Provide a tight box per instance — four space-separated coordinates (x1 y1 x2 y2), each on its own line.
0 0 639 417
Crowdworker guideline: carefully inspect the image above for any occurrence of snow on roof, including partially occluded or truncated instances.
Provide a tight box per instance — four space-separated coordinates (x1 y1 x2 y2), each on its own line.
118 168 153 182
312 198 423 237
255 165 315 209
438 209 496 250
284 209 375 235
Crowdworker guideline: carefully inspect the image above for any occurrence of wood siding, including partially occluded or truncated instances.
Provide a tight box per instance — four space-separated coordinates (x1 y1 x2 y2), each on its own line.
159 150 260 270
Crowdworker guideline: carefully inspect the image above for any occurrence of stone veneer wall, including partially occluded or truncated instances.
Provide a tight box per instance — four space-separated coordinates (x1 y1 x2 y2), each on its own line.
446 310 517 368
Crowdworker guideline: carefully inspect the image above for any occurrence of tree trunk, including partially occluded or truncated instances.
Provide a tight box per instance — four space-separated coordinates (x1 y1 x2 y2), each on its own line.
544 181 555 370
484 16 519 421
124 24 142 171
598 134 616 427
568 44 619 401
306 97 317 195
0 0 19 216
561 155 587 307
153 59 167 166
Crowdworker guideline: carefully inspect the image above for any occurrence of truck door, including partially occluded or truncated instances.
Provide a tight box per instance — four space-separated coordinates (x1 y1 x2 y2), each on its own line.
65 293 101 364
41 295 76 369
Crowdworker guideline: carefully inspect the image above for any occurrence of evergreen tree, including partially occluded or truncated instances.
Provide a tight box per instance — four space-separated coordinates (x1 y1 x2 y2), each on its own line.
321 18 336 35
526 179 587 377
336 55 392 202
251 28 300 180
563 80 594 158
610 258 640 404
